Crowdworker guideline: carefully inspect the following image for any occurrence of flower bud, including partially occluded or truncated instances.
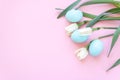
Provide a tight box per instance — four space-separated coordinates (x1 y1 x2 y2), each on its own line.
78 27 92 36
75 48 88 60
65 23 79 36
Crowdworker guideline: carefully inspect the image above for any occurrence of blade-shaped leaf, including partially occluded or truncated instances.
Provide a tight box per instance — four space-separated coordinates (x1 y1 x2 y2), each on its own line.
86 13 109 27
86 8 120 27
106 8 120 14
92 0 120 8
76 0 120 8
108 27 120 57
56 8 120 20
107 59 120 71
57 0 81 19
83 12 96 19
101 17 120 20
83 12 120 20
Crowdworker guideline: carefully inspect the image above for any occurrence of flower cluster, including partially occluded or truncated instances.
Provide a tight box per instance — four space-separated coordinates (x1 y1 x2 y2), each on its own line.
66 23 104 60
56 0 120 71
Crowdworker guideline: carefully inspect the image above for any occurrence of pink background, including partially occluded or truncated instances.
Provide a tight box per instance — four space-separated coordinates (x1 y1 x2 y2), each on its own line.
0 0 120 80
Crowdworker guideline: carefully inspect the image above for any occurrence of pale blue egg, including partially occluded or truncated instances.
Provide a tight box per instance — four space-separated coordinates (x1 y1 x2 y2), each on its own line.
89 39 104 56
71 30 89 43
65 9 83 22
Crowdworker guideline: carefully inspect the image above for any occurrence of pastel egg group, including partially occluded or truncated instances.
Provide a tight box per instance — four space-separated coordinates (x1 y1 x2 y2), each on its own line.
89 39 104 56
65 9 83 22
71 30 89 43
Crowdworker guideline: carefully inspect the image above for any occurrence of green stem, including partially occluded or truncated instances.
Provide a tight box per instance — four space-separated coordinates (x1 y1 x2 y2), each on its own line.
86 33 114 50
55 8 64 10
77 20 89 27
83 12 96 19
102 27 118 29
98 33 114 39
93 27 118 31
86 40 92 50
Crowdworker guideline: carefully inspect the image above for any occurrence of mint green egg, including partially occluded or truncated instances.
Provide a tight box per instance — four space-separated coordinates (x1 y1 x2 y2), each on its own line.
65 9 83 22
71 30 89 43
89 39 104 56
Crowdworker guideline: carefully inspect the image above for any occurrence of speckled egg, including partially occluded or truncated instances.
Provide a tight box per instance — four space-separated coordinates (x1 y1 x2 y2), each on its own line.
65 9 83 22
89 39 104 56
71 30 89 43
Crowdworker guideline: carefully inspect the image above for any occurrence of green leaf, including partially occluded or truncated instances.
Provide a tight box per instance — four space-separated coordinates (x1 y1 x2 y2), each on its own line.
86 8 120 27
56 8 120 20
86 13 109 27
83 12 96 19
92 0 120 8
101 17 120 20
106 8 120 14
83 12 120 20
57 0 81 19
107 59 120 71
77 0 120 8
108 27 120 57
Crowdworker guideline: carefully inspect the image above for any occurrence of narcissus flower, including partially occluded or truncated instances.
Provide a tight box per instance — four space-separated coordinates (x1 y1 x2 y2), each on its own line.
65 9 83 22
71 27 92 43
75 48 88 60
65 23 79 36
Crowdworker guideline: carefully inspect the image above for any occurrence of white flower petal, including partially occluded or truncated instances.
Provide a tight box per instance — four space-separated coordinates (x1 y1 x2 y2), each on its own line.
75 48 88 60
78 27 92 36
65 23 78 35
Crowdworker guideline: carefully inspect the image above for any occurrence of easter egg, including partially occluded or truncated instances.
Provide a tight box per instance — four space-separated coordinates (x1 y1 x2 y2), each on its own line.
89 39 104 56
65 9 83 22
71 30 89 43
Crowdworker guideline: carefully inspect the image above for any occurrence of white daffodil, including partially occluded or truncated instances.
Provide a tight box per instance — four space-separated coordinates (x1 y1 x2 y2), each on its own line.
75 48 88 60
78 27 92 36
65 23 79 36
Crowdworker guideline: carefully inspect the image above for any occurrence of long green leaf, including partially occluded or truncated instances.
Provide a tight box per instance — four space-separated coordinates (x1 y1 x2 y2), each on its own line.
108 27 120 57
83 12 120 20
86 13 109 27
76 0 120 8
101 17 120 20
57 0 81 19
56 8 120 20
86 8 120 27
107 59 120 71
106 8 120 14
83 12 96 19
